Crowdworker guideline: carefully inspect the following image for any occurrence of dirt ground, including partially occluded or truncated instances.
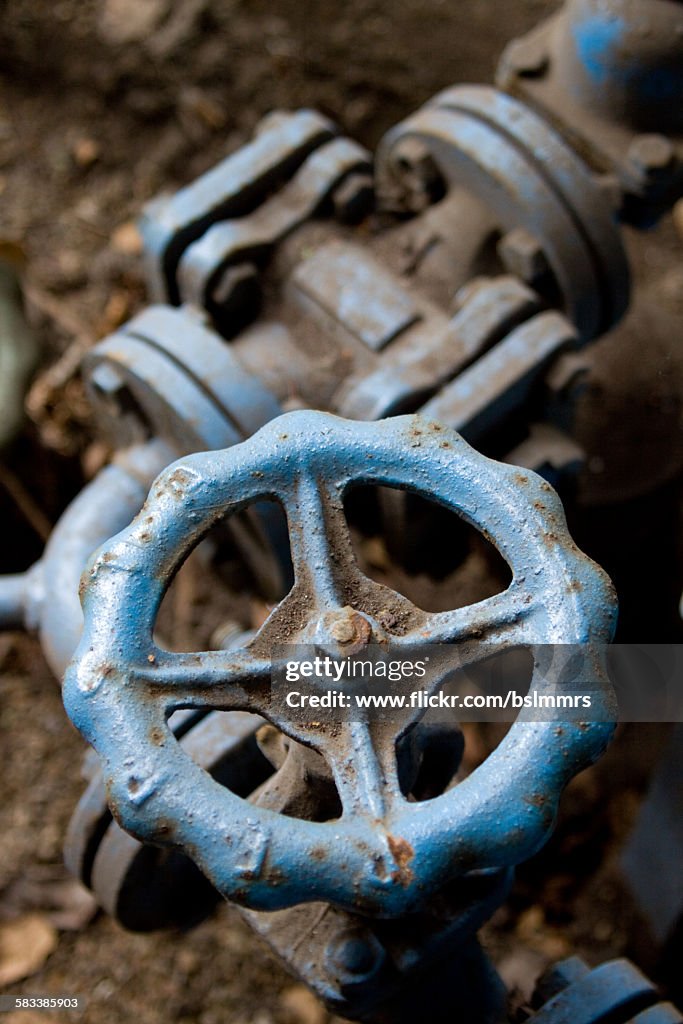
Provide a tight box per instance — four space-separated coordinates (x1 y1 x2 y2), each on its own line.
1 1 682 1022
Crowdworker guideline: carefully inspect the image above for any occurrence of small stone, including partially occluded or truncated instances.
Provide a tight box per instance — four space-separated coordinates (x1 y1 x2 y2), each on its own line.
0 914 58 986
72 137 100 168
279 984 326 1024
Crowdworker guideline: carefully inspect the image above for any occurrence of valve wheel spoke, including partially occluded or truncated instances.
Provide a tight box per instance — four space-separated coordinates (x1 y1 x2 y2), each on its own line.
421 585 540 650
131 647 272 713
282 471 360 606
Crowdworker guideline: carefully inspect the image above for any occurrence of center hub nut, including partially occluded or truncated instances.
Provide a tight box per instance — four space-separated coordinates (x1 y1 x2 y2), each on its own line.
322 606 373 654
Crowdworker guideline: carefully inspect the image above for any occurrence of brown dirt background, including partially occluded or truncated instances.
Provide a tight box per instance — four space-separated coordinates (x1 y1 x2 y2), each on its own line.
1 1 682 1022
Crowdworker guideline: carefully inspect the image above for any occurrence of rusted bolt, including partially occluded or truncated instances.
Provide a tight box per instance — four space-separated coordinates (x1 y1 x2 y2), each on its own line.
628 134 676 180
328 607 372 648
318 606 374 655
394 138 435 179
330 616 356 644
211 620 254 651
332 171 375 224
325 928 386 989
497 228 549 285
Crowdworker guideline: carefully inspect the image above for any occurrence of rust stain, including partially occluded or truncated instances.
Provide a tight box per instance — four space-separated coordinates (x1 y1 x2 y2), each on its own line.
387 834 415 888
148 726 165 746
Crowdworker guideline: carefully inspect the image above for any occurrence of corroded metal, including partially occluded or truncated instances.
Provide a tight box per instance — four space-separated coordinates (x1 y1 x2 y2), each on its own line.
497 0 683 226
63 410 617 918
376 85 629 340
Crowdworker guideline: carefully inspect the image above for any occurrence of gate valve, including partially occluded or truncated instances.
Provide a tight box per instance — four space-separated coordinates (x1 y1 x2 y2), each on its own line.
63 410 617 918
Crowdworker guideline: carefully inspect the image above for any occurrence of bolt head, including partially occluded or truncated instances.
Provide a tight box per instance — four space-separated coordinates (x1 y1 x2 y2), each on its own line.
316 606 374 655
497 228 548 284
330 617 356 644
325 929 386 990
329 607 372 647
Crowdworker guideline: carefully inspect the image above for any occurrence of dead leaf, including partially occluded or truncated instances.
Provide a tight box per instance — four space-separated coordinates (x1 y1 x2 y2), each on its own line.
0 914 58 986
280 984 326 1024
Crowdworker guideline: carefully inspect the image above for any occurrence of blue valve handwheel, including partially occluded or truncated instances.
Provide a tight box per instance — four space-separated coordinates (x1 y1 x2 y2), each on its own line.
63 410 617 917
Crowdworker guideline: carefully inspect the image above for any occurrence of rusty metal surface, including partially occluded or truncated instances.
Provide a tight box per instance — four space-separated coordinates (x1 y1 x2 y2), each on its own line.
84 305 283 453
420 311 577 443
63 410 616 919
140 108 337 302
177 136 372 317
290 238 420 353
377 85 629 340
337 275 540 420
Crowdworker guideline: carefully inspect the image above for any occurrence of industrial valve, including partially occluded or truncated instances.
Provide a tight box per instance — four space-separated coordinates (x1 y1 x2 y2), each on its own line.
63 410 617 1019
0 0 681 1018
4 1 683 677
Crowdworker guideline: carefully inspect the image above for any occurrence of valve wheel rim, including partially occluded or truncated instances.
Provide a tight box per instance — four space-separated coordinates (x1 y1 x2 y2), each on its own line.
63 410 617 916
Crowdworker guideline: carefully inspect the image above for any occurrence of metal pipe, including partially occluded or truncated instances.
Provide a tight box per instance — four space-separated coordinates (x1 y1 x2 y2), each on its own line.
546 0 683 133
0 572 29 630
38 437 175 678
0 438 175 678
